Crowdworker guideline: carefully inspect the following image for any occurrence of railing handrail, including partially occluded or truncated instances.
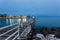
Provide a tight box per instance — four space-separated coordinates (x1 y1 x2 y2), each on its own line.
0 26 18 37
0 23 19 40
0 23 18 30
12 34 19 40
5 30 18 40
21 26 31 37
0 23 31 40
21 26 28 37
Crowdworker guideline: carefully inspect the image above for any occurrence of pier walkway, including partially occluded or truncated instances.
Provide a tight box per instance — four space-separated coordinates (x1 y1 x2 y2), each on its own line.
0 23 32 40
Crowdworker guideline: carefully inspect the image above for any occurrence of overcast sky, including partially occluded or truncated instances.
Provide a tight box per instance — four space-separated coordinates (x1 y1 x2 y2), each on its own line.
0 0 60 16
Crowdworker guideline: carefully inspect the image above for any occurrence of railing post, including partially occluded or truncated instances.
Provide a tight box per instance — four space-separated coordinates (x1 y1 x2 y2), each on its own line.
17 19 21 40
17 25 20 39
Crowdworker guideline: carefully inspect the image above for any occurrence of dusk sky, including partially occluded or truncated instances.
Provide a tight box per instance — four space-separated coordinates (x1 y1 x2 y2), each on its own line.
0 0 60 16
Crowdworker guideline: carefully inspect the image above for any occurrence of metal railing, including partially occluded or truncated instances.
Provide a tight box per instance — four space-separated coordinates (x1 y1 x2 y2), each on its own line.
0 23 19 40
21 26 31 37
20 26 31 39
0 23 18 30
0 23 31 40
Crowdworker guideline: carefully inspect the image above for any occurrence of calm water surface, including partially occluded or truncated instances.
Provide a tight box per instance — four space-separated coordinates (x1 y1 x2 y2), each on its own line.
35 16 60 29
0 19 17 27
0 17 60 29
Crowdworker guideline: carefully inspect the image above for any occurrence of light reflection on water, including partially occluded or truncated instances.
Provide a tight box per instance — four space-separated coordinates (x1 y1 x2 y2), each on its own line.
0 19 18 27
0 17 60 29
0 18 28 27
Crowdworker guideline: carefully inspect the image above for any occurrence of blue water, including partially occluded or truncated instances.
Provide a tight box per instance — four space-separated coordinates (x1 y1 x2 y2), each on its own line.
0 17 60 29
35 16 60 29
0 19 18 27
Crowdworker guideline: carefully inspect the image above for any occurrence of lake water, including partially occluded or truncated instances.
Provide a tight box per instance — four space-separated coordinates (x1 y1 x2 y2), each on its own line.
0 17 60 29
0 19 18 27
35 16 60 29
